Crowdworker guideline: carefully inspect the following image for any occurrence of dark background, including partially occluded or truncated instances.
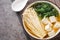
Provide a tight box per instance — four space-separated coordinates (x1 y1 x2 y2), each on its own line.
0 0 60 40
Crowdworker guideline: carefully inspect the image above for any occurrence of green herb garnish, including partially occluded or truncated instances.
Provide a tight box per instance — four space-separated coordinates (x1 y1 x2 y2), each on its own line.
32 3 59 19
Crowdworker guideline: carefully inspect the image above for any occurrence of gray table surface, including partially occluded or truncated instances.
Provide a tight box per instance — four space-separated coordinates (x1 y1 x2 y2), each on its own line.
0 0 60 40
0 0 27 40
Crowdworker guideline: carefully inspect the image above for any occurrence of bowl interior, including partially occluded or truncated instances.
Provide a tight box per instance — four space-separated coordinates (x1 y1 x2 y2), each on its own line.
22 1 60 39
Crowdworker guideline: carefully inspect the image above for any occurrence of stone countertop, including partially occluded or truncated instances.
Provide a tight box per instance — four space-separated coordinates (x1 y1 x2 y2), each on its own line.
0 0 27 40
0 0 60 40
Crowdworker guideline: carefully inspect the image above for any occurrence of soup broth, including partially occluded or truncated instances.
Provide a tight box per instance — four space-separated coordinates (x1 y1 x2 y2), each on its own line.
31 2 60 38
23 2 60 38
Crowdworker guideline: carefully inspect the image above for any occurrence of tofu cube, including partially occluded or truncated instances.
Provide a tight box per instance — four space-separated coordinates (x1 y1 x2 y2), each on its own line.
49 16 57 23
54 22 60 28
42 17 50 24
45 24 52 32
48 30 56 37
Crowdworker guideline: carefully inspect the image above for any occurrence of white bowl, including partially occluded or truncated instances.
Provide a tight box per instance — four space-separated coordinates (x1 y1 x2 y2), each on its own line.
22 1 60 40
